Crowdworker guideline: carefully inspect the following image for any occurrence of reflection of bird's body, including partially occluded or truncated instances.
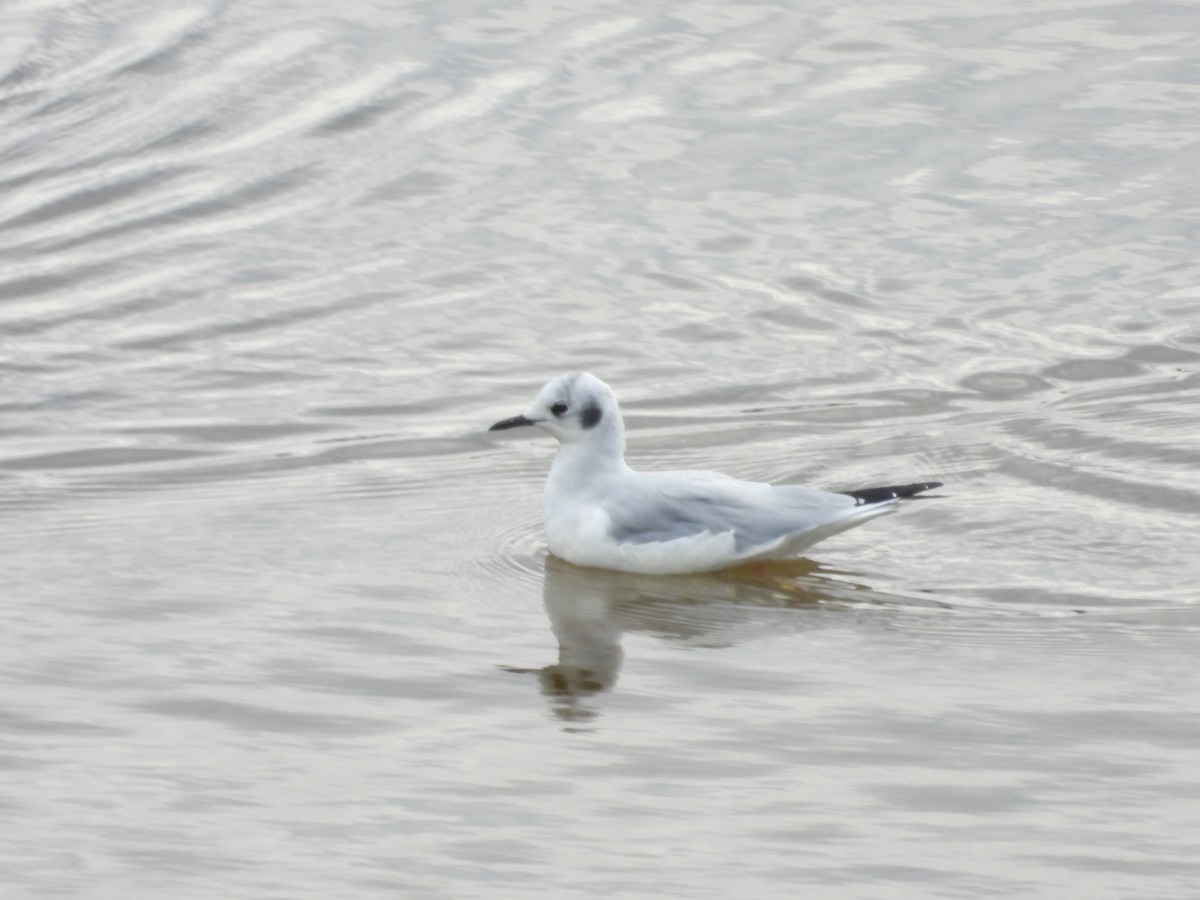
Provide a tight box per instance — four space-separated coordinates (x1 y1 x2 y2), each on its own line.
491 373 941 575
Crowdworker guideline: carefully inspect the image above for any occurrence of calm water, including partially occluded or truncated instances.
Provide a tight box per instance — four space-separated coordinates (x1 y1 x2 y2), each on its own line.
2 0 1198 896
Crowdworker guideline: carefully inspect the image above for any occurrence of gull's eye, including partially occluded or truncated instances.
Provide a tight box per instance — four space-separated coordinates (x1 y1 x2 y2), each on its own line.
550 403 568 417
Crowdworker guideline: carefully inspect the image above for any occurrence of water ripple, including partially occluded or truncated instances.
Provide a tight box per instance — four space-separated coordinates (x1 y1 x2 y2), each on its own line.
3 3 1200 897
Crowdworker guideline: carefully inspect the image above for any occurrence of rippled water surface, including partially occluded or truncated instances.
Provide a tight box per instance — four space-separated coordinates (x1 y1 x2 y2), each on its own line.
3 0 1199 896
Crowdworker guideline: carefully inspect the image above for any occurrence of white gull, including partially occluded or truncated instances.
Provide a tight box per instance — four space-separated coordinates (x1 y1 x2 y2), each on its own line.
490 373 941 575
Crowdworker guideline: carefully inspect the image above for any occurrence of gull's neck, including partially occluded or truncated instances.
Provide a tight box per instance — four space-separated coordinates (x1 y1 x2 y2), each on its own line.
547 422 628 493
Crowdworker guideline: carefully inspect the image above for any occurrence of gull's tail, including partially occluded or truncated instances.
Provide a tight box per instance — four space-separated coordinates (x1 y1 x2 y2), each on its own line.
840 481 943 506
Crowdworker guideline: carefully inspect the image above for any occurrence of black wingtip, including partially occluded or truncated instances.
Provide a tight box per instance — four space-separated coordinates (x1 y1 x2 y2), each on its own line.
840 481 943 505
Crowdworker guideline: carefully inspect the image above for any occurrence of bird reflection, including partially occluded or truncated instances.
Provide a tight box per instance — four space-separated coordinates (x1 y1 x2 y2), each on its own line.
503 555 877 727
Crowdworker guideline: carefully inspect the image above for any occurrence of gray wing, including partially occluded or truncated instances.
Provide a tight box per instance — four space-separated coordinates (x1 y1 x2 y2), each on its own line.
605 470 861 552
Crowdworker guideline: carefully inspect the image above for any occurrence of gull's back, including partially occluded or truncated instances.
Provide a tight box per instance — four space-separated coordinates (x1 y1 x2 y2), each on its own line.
593 468 896 574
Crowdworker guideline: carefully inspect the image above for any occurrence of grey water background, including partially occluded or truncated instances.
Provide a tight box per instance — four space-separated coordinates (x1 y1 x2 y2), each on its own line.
2 0 1199 896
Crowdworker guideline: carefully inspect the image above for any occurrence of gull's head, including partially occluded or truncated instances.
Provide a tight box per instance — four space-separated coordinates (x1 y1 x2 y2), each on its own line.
489 372 622 446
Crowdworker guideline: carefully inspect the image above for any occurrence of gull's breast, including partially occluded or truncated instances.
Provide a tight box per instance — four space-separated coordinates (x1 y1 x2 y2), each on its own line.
543 492 613 566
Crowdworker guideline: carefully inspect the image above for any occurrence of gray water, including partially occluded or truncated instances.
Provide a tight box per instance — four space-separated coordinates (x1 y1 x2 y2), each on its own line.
2 0 1199 897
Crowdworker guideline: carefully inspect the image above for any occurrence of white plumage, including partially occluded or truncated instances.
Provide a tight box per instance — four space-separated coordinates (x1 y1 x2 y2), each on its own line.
490 373 940 575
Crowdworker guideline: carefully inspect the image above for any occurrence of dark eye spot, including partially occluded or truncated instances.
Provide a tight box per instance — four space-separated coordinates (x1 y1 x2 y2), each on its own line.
581 404 602 429
550 403 568 417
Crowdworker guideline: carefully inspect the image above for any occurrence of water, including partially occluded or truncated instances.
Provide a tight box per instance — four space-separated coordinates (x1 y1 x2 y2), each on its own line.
2 0 1198 896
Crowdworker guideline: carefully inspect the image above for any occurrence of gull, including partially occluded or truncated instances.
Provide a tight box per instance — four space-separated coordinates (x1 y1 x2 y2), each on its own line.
490 373 941 575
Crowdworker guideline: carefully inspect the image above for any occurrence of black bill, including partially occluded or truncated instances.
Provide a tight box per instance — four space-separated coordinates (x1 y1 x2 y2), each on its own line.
489 414 536 431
